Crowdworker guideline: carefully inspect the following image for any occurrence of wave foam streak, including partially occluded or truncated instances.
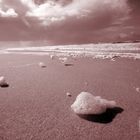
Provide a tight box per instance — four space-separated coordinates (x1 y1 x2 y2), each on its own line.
2 43 140 59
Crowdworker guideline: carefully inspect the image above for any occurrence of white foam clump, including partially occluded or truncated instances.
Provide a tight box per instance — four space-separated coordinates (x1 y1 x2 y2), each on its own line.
136 87 140 93
66 92 72 97
50 55 55 59
39 62 46 68
71 92 116 115
59 57 68 63
0 76 7 86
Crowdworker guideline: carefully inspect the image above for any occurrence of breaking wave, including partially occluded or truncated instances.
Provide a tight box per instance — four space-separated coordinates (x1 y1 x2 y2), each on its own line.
1 43 140 59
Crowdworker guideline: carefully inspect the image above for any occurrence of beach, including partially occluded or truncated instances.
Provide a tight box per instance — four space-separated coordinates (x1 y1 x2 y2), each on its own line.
0 53 140 140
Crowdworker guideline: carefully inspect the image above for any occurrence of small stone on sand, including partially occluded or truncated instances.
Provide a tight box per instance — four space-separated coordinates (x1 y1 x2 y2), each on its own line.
66 92 72 97
50 55 55 59
0 76 8 87
39 62 46 68
136 87 140 93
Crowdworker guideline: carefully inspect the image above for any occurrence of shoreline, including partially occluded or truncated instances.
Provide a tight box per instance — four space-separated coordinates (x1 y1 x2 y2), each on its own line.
0 42 140 60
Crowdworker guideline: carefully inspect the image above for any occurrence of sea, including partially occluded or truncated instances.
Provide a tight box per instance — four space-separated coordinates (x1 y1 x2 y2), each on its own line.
0 41 140 59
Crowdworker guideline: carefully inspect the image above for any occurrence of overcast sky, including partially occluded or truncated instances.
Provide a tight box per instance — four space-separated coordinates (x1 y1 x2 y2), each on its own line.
0 0 140 44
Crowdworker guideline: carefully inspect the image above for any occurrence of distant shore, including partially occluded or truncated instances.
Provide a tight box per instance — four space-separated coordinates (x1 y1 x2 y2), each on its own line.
0 42 140 60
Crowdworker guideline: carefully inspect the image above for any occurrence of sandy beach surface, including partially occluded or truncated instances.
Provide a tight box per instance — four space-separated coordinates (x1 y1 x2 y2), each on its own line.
0 54 140 140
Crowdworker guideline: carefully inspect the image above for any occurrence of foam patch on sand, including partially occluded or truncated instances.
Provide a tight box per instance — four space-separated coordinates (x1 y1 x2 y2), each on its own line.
39 62 46 68
0 76 8 87
136 87 140 93
2 43 140 59
0 76 6 86
71 92 116 115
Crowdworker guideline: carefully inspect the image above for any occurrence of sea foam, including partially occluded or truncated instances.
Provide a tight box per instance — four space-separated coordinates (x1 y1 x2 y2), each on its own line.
71 92 116 115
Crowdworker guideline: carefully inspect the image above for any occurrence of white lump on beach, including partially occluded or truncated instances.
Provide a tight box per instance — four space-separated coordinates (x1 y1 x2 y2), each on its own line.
59 57 68 63
136 87 140 93
50 55 55 60
71 92 116 115
0 76 7 87
39 62 46 68
66 92 72 97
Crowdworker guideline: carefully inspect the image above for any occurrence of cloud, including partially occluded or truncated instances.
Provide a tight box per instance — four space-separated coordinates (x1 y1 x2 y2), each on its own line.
0 8 18 17
127 0 140 25
0 0 140 43
0 0 130 26
25 0 129 44
25 0 130 26
1 0 30 16
20 0 36 9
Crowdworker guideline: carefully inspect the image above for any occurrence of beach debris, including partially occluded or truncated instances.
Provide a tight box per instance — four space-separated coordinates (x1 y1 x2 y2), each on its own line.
59 57 73 66
71 92 116 115
64 63 73 66
66 92 72 97
136 87 140 93
0 76 9 87
0 76 6 86
111 58 115 61
59 57 68 63
50 55 55 60
39 62 46 68
112 55 119 59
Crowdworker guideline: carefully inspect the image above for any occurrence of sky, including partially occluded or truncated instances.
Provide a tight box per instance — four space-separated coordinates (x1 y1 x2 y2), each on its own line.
0 0 140 44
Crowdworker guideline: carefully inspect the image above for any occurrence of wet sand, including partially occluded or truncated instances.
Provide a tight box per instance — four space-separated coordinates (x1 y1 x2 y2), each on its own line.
0 54 140 140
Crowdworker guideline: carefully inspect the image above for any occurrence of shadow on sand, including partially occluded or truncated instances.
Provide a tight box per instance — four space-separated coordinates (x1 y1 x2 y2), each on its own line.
64 63 74 66
0 83 9 88
78 107 123 123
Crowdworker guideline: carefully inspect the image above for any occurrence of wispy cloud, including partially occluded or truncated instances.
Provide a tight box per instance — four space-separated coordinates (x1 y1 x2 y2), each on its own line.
0 8 18 17
25 0 130 26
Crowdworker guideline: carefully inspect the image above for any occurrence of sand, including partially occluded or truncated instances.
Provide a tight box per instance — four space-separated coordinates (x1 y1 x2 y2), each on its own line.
0 54 140 140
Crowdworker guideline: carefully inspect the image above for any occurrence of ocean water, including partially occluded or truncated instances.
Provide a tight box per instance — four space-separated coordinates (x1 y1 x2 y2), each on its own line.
0 42 140 59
